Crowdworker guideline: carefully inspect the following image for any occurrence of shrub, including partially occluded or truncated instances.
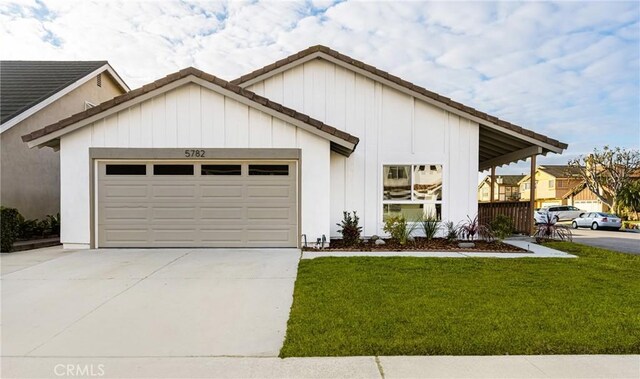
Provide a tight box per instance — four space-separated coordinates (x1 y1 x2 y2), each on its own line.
443 221 459 242
419 212 440 240
383 216 416 245
19 219 46 239
336 211 362 247
1 207 23 252
490 214 514 240
458 215 493 241
533 213 572 242
46 213 60 235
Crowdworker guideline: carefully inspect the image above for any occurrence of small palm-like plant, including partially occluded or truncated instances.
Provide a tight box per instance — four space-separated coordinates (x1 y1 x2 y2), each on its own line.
443 221 459 242
458 215 494 241
533 213 573 242
336 211 363 247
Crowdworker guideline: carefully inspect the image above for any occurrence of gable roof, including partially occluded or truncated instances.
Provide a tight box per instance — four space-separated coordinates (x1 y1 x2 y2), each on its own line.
22 67 359 156
539 165 583 178
478 174 526 189
232 45 568 169
1 60 129 133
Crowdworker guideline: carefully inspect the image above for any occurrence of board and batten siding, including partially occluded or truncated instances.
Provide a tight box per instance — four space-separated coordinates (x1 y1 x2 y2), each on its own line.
246 59 480 237
59 82 330 248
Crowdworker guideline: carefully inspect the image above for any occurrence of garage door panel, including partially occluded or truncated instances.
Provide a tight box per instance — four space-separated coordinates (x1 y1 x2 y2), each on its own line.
200 229 245 243
102 206 148 222
102 228 149 243
98 160 297 248
151 185 197 199
200 185 244 198
246 185 293 199
103 184 148 198
247 207 295 221
151 207 197 221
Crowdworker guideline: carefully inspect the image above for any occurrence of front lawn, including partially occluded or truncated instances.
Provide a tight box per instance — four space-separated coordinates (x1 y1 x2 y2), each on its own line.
281 242 640 357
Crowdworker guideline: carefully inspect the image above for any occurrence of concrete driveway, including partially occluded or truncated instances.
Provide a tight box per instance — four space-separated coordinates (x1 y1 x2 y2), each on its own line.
1 247 300 358
570 228 640 255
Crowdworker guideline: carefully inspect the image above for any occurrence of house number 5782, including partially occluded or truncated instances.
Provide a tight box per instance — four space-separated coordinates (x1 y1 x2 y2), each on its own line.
184 149 205 158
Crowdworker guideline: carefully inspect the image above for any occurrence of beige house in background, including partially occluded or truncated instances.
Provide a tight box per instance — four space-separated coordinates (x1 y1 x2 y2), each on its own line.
477 174 524 202
0 61 128 219
518 165 582 209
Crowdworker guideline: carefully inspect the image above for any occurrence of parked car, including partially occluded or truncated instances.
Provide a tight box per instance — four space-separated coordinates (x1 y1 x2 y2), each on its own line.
535 205 585 223
572 212 622 230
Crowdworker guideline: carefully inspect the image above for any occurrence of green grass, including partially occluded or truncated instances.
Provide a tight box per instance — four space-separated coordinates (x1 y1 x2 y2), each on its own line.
281 242 640 357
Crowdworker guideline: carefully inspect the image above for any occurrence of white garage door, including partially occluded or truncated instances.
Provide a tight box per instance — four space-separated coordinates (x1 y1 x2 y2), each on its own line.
574 200 603 213
97 161 298 248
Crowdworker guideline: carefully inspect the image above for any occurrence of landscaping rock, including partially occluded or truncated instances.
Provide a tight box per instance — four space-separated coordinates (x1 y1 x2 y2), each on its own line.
375 239 386 245
458 242 475 248
370 235 380 241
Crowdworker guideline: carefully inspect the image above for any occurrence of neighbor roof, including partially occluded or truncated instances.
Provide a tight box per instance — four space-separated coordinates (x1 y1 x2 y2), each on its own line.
22 67 359 156
1 61 113 124
539 165 583 178
479 174 525 189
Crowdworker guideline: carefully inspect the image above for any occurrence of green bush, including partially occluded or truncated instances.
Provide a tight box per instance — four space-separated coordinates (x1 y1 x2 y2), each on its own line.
46 213 60 235
19 219 47 239
443 221 459 242
490 214 514 240
336 211 362 247
420 212 440 240
1 207 23 252
383 216 416 245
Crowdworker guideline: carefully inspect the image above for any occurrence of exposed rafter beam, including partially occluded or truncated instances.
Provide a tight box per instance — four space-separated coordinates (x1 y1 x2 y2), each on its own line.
479 146 543 171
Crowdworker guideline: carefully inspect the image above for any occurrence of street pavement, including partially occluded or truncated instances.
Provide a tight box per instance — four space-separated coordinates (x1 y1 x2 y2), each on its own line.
570 227 640 255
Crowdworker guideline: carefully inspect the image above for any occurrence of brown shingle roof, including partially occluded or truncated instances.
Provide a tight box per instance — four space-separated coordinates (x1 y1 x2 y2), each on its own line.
22 67 359 151
232 45 568 151
538 165 583 178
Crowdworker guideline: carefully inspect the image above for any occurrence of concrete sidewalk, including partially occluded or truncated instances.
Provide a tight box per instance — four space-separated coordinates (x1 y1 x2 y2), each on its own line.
2 355 637 378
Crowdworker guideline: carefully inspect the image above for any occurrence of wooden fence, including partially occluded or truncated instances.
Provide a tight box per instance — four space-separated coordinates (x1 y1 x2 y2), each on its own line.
478 201 532 234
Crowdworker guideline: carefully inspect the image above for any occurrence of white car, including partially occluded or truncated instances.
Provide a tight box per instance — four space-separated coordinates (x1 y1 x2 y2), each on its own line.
535 205 585 223
572 212 622 230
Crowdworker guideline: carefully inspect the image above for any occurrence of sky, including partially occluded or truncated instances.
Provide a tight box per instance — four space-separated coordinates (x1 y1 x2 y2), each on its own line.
1 0 639 176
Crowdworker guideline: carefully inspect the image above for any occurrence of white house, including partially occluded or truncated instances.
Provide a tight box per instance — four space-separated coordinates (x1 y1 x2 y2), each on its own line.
23 46 567 249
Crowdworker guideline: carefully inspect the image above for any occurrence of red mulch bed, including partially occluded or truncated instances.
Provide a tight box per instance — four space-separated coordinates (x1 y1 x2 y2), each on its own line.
304 237 526 253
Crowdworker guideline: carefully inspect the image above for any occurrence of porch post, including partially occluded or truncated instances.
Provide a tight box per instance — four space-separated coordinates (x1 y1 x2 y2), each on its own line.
529 154 537 234
490 166 496 203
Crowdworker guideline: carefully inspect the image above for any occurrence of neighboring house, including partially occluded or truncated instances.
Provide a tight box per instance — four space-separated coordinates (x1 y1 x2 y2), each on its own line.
0 61 128 219
21 46 567 249
518 165 582 208
563 183 611 213
477 175 525 202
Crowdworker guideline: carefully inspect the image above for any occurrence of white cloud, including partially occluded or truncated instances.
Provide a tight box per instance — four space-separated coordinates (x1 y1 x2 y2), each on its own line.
1 0 638 175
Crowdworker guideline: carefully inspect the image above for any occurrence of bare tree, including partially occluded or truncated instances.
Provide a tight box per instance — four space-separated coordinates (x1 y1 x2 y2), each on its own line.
568 146 640 212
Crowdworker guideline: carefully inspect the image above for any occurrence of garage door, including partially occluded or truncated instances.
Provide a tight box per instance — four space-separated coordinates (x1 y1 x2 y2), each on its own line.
97 161 298 248
574 200 603 213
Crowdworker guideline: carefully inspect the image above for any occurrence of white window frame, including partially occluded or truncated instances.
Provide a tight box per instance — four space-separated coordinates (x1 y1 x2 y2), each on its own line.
381 163 444 223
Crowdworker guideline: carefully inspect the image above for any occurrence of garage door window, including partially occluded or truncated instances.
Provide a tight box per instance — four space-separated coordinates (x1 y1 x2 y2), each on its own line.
106 164 146 175
249 164 288 176
153 164 194 175
201 164 241 175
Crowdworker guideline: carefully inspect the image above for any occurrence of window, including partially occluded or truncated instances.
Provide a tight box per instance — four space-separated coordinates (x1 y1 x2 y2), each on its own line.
106 164 146 175
249 164 288 176
557 180 566 188
523 182 530 190
382 164 442 221
549 180 555 188
201 164 241 175
153 164 194 175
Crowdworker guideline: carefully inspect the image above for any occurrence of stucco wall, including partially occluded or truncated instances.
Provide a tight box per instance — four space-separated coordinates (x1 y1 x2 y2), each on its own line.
0 72 124 219
59 82 330 248
245 59 480 237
